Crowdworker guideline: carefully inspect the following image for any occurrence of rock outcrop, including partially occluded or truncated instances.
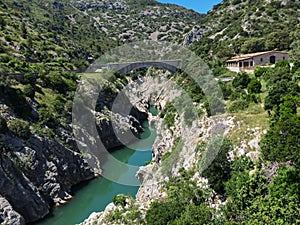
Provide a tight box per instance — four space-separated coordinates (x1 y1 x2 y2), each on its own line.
0 133 94 223
0 196 25 225
183 26 212 46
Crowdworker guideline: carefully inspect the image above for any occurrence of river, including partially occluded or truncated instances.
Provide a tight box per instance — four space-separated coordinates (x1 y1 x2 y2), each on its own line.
33 118 157 225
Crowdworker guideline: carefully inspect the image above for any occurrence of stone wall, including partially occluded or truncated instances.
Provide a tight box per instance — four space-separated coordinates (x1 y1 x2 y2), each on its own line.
253 52 289 66
227 52 289 73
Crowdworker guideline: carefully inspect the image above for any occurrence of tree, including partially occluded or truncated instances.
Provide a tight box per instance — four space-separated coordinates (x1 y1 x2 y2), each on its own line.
290 26 300 60
112 194 127 207
205 96 225 116
146 169 212 225
291 60 300 74
254 67 270 78
260 98 300 166
23 84 35 99
275 60 290 69
264 80 289 111
241 38 266 54
145 200 182 225
232 72 251 89
200 137 232 195
224 165 300 225
23 73 36 85
7 119 31 139
38 107 58 128
219 81 233 100
0 74 13 93
172 204 212 225
247 78 262 94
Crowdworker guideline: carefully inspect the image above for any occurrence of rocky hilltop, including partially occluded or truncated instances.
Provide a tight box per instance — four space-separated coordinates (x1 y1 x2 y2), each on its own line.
0 0 202 71
185 0 300 63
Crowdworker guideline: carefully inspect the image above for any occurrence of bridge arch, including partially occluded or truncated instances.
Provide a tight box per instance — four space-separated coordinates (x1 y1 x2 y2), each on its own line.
90 60 180 75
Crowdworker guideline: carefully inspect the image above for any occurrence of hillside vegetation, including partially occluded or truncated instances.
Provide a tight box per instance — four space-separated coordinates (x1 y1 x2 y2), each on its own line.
0 0 202 74
188 0 300 68
0 0 299 225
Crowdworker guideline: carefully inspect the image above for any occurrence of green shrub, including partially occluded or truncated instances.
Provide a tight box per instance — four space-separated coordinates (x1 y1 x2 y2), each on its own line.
5 35 12 42
23 84 35 98
0 15 6 28
292 70 300 82
224 162 300 224
5 89 31 118
195 142 206 153
275 60 290 69
160 102 176 128
172 204 212 225
200 137 232 195
0 74 13 91
254 67 270 78
260 99 300 166
52 95 65 114
228 99 249 112
219 82 233 100
38 107 58 128
205 96 225 116
146 200 182 225
44 72 76 94
7 119 31 139
247 78 262 94
183 107 197 126
23 73 36 85
112 194 127 207
232 72 251 89
0 54 9 63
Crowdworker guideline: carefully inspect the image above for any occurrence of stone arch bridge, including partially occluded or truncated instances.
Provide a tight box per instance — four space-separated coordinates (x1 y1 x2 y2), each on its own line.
88 60 181 74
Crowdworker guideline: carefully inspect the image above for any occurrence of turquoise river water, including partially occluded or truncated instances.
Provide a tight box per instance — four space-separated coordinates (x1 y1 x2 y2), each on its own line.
33 119 157 225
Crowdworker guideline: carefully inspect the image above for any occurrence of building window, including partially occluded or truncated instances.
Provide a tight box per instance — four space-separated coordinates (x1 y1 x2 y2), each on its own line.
250 61 253 67
239 62 242 67
260 58 263 62
283 56 285 60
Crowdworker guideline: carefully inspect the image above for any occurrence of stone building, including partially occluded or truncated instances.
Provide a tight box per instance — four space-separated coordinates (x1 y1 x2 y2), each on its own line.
226 50 289 73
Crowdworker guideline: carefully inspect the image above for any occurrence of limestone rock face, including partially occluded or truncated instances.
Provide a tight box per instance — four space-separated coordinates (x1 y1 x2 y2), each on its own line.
0 134 94 223
0 196 25 225
0 152 49 222
183 26 212 46
0 74 148 224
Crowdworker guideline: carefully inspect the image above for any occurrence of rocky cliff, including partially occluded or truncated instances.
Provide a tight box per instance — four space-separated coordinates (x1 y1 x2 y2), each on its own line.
0 72 149 224
0 111 94 224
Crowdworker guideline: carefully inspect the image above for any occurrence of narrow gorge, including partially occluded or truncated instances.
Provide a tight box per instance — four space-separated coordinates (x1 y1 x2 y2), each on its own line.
1 0 299 224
